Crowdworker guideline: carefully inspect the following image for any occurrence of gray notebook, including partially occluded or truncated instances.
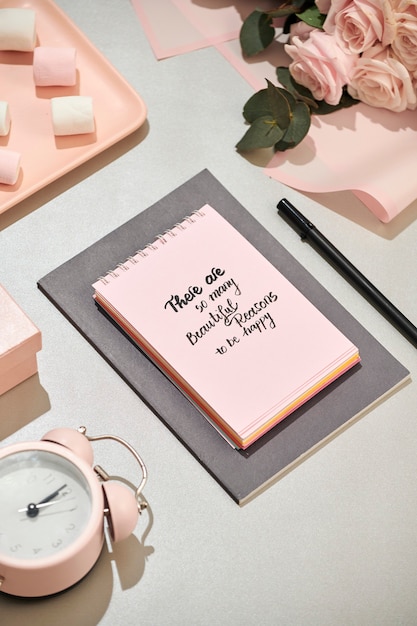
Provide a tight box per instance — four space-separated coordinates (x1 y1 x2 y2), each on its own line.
38 170 410 505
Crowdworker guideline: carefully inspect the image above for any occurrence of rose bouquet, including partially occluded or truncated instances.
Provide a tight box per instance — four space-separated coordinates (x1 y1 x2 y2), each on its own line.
236 0 417 152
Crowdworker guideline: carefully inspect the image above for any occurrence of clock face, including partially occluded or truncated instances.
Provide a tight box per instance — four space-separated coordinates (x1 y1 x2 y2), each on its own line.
0 449 93 561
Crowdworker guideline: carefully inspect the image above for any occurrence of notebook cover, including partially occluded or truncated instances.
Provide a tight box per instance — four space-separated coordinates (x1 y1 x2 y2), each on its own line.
37 170 410 504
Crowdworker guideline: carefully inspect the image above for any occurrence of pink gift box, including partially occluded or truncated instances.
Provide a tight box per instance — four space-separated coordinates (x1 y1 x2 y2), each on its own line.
0 284 42 396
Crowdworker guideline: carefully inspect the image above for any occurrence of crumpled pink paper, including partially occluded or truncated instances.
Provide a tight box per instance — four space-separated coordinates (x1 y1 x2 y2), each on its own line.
265 104 417 223
131 0 417 222
218 38 417 223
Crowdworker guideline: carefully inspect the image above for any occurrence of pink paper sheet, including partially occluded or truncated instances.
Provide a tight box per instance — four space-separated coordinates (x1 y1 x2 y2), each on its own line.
130 0 278 59
265 106 417 223
132 0 417 222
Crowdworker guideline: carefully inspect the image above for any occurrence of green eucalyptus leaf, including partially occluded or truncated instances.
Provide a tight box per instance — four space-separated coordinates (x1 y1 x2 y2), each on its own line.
239 10 275 56
276 66 294 92
242 88 270 123
243 82 297 126
274 101 311 151
276 67 318 109
266 79 292 129
296 6 326 28
266 81 290 120
277 87 297 109
339 89 360 108
236 115 285 151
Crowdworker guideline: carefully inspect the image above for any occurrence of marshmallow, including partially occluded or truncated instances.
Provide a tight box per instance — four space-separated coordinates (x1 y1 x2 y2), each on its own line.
0 8 36 52
33 47 77 87
51 96 95 136
0 149 21 185
0 102 11 136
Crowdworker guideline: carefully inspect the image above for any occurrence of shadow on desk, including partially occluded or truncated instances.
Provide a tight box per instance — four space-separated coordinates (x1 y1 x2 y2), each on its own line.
0 512 154 625
0 374 50 441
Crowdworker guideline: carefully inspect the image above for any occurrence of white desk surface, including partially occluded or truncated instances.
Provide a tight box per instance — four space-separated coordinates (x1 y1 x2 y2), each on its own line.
1 2 417 624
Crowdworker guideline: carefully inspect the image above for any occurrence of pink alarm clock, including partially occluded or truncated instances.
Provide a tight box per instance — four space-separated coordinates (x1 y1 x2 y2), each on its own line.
0 426 148 597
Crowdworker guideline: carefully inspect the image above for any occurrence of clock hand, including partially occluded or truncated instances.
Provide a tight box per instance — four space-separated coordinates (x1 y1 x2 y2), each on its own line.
37 483 68 505
22 484 68 518
18 496 75 514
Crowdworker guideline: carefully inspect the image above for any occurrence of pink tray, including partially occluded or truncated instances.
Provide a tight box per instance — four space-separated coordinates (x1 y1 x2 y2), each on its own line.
0 0 147 215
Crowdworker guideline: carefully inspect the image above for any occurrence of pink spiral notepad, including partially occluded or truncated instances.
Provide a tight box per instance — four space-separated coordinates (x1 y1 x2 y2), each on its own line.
92 204 360 449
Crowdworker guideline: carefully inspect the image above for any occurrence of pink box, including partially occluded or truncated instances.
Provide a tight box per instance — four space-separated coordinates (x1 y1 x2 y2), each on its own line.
0 284 42 396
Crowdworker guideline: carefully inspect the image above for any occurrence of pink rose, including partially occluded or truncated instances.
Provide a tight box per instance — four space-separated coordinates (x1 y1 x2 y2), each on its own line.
284 30 358 105
348 44 417 111
391 3 417 72
324 0 396 54
390 0 417 8
289 21 316 42
315 0 332 13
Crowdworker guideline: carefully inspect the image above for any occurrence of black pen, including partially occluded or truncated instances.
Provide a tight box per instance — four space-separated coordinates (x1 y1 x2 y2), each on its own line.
278 198 417 348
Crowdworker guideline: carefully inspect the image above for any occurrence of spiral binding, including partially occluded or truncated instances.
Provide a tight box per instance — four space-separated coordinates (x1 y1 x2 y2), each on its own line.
97 208 206 285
